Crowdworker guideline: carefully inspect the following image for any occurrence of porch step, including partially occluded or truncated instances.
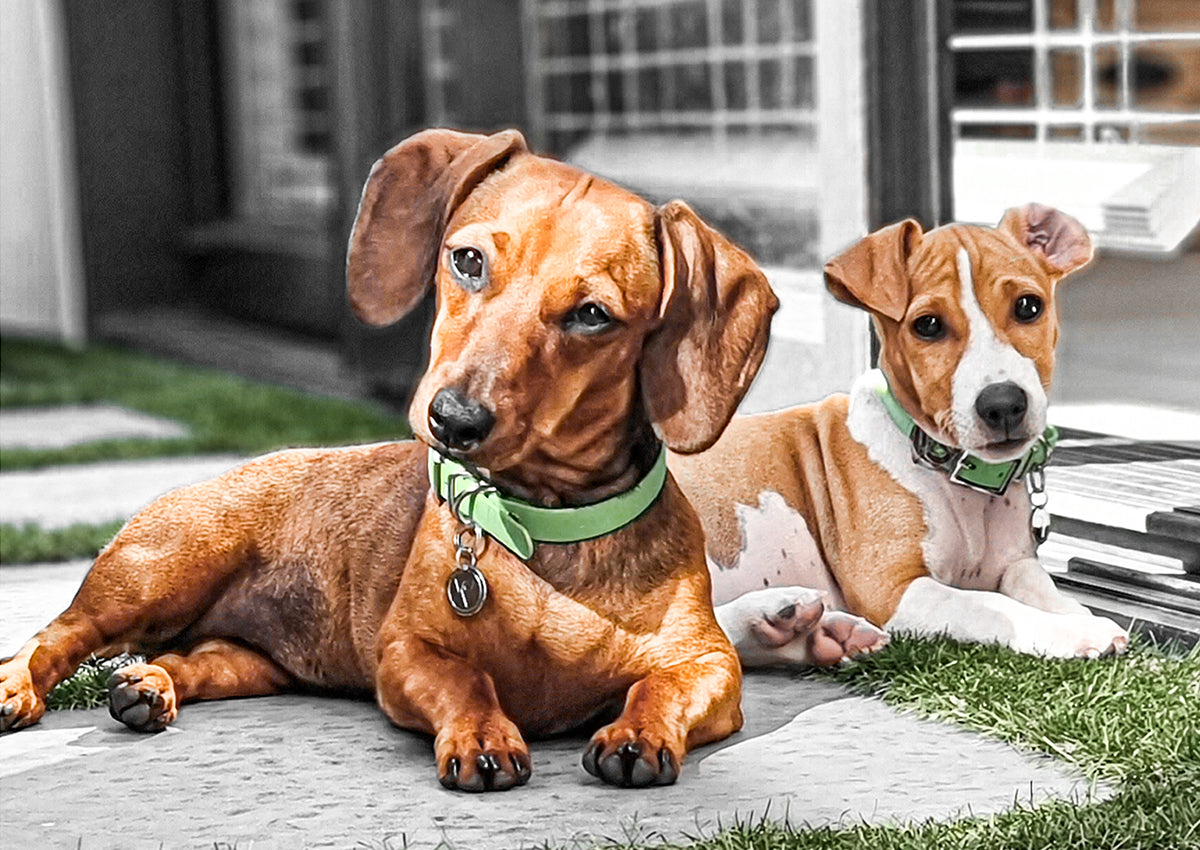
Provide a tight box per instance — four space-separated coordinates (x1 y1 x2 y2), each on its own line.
1042 424 1200 645
1147 507 1200 546
1055 559 1200 617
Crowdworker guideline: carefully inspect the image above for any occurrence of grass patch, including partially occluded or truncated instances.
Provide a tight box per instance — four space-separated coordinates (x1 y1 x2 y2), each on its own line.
0 520 124 564
45 654 141 711
0 337 410 471
823 633 1200 781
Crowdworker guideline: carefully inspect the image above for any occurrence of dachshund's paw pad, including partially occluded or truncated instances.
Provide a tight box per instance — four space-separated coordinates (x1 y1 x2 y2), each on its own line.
436 720 531 792
748 587 827 649
107 663 177 732
0 662 44 733
583 729 681 788
811 611 890 667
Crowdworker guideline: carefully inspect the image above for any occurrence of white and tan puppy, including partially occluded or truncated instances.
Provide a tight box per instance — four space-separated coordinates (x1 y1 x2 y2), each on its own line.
679 204 1130 663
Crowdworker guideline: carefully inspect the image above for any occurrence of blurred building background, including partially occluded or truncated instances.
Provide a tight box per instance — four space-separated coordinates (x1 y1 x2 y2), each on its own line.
1 0 1197 412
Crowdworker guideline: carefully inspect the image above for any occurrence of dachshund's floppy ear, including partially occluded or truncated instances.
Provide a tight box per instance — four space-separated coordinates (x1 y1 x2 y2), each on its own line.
347 128 528 326
997 203 1093 279
823 218 923 323
641 201 779 454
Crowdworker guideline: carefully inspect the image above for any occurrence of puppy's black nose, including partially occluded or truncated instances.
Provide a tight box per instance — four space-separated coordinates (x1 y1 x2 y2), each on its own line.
429 388 494 451
975 381 1028 434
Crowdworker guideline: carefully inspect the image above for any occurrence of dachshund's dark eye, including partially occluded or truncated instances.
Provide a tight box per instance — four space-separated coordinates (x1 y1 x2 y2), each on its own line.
912 314 946 340
564 302 614 334
449 247 486 290
1014 294 1043 323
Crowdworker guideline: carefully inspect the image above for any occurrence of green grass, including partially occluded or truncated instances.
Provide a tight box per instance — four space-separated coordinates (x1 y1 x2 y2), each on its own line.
45 654 140 711
0 520 125 564
0 336 410 471
0 336 411 563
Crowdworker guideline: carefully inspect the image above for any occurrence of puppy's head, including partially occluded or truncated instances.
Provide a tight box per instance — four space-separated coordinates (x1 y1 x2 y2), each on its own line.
825 204 1092 461
348 129 777 499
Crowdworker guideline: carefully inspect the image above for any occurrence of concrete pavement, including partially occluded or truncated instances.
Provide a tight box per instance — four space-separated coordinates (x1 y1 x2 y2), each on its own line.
0 405 1103 849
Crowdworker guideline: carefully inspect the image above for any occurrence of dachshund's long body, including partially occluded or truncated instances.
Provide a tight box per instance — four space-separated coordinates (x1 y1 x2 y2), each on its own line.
0 129 778 792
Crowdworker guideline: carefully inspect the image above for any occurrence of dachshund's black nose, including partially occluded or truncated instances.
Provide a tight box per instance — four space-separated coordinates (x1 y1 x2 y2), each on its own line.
975 381 1028 435
429 388 495 451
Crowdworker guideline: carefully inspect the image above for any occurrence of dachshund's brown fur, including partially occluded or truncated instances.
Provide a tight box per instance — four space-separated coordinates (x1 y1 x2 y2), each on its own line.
0 129 777 792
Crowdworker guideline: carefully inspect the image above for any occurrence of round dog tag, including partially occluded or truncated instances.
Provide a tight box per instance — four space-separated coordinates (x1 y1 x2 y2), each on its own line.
447 565 488 617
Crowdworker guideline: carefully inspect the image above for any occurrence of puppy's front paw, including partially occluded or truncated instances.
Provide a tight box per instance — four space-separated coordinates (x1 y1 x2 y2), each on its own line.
108 663 177 732
435 715 531 792
1033 614 1129 659
0 661 44 733
582 723 682 788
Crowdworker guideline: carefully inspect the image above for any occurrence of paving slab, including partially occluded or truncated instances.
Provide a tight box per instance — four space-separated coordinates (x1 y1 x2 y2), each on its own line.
0 678 1101 850
0 455 245 529
0 404 190 450
0 560 1102 848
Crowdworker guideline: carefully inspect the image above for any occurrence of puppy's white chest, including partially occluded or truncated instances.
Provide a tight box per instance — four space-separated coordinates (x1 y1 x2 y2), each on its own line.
914 479 1034 589
847 373 1037 589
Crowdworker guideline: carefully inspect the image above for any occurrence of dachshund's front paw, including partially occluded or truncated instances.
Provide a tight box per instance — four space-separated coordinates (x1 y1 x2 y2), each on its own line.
0 660 44 733
435 715 531 792
108 663 177 732
582 724 682 788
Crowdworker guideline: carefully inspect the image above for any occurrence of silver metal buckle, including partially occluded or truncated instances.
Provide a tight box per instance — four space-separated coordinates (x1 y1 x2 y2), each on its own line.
909 428 958 472
949 453 1019 496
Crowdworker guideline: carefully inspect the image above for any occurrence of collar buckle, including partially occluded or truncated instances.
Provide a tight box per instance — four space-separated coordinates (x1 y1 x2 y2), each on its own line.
950 452 1020 495
909 427 959 473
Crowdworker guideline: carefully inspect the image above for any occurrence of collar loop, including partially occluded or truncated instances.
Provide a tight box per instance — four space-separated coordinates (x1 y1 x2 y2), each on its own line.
428 446 669 560
872 371 1057 496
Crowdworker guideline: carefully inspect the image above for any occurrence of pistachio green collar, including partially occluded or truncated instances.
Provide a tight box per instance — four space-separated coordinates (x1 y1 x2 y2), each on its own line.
872 371 1057 495
428 446 668 560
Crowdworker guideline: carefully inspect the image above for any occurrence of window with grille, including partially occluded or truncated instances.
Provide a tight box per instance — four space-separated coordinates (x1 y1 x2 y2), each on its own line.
950 0 1200 251
512 0 838 271
522 0 816 146
510 0 871 410
221 0 335 223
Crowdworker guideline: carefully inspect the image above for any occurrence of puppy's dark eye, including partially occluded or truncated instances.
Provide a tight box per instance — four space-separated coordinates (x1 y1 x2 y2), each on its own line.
564 302 614 334
1014 294 1043 323
912 314 946 340
449 247 486 290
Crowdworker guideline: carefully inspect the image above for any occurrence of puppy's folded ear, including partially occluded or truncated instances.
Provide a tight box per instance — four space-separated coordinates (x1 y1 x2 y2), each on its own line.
823 218 922 322
998 203 1093 278
642 201 779 454
347 128 528 326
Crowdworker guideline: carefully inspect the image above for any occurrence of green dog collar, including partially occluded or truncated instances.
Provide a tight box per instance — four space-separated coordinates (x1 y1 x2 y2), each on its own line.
873 372 1057 496
428 446 669 560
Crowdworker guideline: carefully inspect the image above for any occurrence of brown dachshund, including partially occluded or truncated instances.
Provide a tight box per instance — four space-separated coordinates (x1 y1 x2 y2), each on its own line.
0 129 778 791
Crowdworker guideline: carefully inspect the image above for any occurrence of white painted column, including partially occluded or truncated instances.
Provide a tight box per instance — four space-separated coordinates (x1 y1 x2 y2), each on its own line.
0 0 87 345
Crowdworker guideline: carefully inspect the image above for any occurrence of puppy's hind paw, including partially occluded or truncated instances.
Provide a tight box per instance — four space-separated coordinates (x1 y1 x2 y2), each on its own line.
750 590 826 648
108 663 177 732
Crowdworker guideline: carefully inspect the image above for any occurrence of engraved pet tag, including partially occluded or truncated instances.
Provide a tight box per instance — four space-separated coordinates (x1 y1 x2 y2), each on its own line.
447 565 488 617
